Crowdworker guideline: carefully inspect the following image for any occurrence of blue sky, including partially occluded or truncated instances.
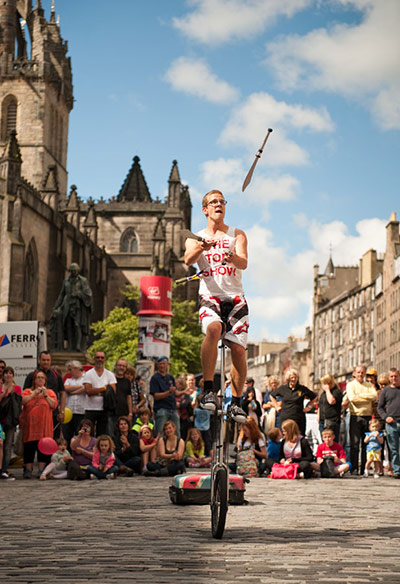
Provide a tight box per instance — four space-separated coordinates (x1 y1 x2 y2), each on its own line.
42 1 399 341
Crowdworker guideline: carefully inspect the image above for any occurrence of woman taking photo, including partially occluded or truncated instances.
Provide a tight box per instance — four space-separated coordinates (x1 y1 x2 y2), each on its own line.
21 370 57 479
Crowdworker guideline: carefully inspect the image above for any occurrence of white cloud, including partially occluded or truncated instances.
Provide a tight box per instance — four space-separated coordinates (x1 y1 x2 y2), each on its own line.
266 0 400 129
164 57 239 103
172 0 312 46
244 214 387 340
219 92 334 166
198 157 299 215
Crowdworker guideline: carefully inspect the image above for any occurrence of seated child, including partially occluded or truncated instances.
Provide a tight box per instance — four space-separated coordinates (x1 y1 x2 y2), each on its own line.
364 418 384 478
184 427 212 468
267 427 282 463
132 407 155 435
40 438 72 480
139 425 158 473
311 428 350 478
86 434 119 480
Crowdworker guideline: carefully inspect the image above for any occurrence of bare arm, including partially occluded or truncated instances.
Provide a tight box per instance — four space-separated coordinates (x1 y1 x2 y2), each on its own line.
225 229 248 270
184 237 215 266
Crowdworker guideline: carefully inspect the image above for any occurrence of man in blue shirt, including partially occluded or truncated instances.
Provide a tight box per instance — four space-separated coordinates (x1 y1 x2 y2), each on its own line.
150 356 180 437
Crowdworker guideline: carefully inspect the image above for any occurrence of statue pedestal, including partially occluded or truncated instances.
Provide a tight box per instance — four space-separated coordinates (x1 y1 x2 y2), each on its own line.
50 352 91 375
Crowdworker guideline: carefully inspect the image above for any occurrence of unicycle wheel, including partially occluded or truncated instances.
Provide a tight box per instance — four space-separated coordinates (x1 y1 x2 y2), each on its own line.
211 468 228 539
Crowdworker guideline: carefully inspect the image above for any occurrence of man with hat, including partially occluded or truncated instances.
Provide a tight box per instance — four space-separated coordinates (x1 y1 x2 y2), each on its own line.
150 356 181 436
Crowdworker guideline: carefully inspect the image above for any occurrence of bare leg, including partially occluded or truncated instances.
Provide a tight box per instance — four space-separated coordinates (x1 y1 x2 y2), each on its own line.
230 342 247 399
201 321 222 383
142 452 149 469
150 447 157 463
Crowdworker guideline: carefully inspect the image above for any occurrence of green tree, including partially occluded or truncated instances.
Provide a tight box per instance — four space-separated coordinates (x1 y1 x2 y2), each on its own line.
88 307 138 370
88 284 202 375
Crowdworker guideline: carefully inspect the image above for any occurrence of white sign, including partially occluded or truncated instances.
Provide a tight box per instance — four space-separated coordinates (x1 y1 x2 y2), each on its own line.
0 321 39 387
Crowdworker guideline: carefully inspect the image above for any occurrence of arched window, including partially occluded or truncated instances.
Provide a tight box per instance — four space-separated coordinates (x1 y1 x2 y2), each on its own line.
23 239 38 319
120 228 138 253
1 95 18 141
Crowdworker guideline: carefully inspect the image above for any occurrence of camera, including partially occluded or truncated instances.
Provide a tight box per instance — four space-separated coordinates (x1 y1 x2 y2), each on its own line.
83 428 89 433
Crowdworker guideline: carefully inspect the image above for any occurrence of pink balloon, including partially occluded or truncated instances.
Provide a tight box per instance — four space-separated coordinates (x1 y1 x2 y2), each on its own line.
38 437 58 456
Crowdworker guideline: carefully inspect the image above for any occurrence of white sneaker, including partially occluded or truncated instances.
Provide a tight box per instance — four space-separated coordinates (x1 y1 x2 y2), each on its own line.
374 473 379 479
363 470 369 477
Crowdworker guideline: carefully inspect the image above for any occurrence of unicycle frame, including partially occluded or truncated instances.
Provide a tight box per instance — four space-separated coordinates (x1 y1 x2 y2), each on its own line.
210 334 230 538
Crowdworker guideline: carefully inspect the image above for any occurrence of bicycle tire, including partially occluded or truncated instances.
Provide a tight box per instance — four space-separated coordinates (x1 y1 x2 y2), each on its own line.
211 468 228 539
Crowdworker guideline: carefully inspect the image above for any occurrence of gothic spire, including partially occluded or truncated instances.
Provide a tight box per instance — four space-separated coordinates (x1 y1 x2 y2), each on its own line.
117 156 152 202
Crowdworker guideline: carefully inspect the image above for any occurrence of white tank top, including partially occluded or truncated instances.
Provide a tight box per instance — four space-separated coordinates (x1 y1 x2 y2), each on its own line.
197 226 244 297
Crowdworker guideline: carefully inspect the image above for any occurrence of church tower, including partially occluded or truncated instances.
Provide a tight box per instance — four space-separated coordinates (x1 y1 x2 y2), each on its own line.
0 0 73 200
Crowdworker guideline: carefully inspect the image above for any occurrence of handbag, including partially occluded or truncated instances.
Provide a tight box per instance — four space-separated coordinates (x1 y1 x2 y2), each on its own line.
236 448 258 477
103 385 117 413
14 426 24 458
271 462 299 479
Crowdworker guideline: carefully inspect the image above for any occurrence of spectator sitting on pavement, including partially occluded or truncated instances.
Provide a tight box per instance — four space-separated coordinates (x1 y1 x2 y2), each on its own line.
114 416 141 476
132 407 155 435
40 438 72 480
266 427 283 463
68 419 96 480
279 419 314 479
139 425 158 474
86 434 118 480
184 427 212 468
230 418 267 476
364 418 384 478
311 428 350 478
143 420 185 477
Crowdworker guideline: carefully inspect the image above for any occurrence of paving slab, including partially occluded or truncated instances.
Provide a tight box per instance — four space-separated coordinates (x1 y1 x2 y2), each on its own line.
1 471 399 583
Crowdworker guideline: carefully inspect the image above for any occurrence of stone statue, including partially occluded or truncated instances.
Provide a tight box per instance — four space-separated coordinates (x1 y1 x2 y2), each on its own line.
50 263 93 352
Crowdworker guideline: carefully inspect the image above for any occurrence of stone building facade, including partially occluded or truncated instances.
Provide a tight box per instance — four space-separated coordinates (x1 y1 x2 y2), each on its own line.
312 214 400 386
375 213 400 373
0 1 193 340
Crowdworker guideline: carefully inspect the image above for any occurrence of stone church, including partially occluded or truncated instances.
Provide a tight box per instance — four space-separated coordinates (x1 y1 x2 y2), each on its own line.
0 1 193 340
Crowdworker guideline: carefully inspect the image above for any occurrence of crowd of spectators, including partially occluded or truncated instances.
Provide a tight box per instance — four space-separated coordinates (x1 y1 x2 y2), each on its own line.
1 352 399 483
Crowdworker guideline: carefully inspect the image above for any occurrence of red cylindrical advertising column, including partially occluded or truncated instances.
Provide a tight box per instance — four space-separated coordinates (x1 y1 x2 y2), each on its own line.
137 276 173 360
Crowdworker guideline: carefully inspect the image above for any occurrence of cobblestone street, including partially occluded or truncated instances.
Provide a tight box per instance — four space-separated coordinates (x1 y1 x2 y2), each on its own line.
1 472 400 584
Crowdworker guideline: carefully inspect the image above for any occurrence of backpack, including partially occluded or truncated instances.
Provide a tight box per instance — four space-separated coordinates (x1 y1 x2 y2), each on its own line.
320 455 336 478
236 448 258 477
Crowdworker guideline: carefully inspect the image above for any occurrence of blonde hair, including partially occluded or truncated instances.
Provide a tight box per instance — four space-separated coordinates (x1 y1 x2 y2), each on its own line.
320 374 336 388
95 434 115 452
284 369 299 384
202 189 223 209
281 419 301 442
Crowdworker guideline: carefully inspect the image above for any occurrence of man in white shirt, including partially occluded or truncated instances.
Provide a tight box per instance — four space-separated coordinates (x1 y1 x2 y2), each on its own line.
83 351 117 436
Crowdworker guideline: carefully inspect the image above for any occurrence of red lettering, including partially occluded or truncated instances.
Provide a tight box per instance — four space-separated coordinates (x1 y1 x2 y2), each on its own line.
212 253 222 262
218 266 226 275
204 254 212 263
222 239 229 249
